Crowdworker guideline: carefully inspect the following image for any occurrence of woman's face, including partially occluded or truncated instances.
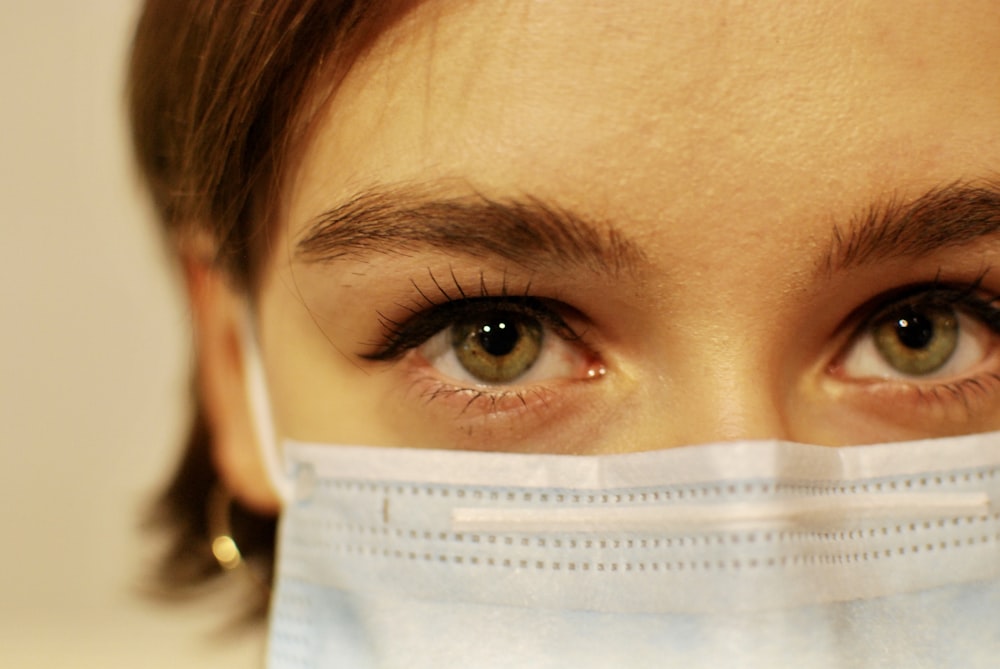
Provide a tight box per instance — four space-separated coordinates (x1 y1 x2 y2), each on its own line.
207 1 1000 507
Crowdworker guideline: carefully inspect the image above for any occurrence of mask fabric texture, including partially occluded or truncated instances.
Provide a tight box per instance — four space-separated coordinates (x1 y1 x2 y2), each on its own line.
264 432 1000 669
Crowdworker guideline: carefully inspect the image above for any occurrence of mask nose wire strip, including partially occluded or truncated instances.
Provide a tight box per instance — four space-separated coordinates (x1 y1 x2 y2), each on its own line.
243 310 295 505
450 492 992 533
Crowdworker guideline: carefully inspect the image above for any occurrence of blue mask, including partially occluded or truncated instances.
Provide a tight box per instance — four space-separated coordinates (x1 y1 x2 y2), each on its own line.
257 433 1000 668
245 331 1000 668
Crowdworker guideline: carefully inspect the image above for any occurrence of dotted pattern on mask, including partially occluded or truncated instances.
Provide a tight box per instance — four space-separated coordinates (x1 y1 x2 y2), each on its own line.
279 464 1000 576
303 516 1000 573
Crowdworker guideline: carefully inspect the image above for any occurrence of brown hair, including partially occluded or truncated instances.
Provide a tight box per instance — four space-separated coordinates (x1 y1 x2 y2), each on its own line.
128 0 416 607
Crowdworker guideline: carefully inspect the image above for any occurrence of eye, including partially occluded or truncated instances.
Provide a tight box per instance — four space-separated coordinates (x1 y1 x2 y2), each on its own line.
419 304 598 386
366 297 603 387
870 304 958 375
448 311 544 383
838 290 998 381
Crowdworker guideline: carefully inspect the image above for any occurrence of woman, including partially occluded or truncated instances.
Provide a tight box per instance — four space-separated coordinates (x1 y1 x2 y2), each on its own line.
129 1 1000 666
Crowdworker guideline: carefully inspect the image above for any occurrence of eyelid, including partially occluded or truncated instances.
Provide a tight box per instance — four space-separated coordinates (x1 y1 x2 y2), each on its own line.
842 276 999 343
361 296 583 362
833 278 1000 380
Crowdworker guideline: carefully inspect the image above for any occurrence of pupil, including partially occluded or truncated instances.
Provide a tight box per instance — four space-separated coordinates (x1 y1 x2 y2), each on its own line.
894 308 934 350
477 318 519 356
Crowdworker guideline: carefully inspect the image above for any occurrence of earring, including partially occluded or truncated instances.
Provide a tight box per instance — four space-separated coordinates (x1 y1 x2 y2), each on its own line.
207 485 244 571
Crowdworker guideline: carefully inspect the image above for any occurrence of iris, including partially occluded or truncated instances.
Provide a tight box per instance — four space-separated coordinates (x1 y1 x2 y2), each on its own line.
451 312 544 383
873 305 959 376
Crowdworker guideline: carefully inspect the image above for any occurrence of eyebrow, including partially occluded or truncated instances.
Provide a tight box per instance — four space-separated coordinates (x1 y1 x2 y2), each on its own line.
297 181 1000 279
825 180 1000 273
295 185 646 277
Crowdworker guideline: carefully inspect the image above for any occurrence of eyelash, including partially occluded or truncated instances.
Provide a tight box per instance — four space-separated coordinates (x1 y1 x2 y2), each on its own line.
359 270 1000 422
835 272 1000 413
850 273 1000 344
361 278 581 362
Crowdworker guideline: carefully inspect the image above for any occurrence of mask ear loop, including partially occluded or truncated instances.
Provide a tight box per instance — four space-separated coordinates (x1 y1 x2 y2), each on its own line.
242 310 295 505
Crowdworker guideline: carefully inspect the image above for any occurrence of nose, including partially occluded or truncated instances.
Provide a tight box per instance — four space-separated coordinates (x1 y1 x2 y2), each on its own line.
620 342 791 453
670 359 789 446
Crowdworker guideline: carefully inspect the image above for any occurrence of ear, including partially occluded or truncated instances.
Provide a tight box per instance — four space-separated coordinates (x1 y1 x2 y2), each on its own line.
183 253 281 515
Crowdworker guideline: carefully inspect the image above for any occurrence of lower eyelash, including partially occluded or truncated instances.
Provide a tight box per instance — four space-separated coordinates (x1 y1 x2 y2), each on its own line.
911 372 1000 415
410 375 556 417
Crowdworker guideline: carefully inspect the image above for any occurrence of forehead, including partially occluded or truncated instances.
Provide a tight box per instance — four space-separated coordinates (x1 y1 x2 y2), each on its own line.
287 1 1000 245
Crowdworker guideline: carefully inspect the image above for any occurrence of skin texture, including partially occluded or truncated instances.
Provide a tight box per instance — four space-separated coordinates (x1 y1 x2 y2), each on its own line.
190 1 1000 512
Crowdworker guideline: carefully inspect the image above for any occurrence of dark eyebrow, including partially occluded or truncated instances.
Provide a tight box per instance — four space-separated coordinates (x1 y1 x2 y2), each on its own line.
295 185 645 277
825 180 1000 273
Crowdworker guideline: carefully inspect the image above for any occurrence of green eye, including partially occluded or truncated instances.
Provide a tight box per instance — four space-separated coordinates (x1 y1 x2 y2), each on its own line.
872 304 959 376
451 312 544 383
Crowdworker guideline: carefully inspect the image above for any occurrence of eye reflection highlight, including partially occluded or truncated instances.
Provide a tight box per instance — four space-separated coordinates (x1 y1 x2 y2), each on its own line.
871 305 959 376
837 284 1000 383
450 312 544 383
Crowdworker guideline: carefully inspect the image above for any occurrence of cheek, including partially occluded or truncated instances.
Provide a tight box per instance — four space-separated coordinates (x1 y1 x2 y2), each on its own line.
787 351 1000 446
256 269 395 446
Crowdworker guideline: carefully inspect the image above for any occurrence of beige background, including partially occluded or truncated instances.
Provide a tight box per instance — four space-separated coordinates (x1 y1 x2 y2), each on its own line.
0 1 263 666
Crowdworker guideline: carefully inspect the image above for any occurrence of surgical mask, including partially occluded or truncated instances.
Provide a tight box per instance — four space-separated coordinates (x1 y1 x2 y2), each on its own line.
245 341 1000 668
